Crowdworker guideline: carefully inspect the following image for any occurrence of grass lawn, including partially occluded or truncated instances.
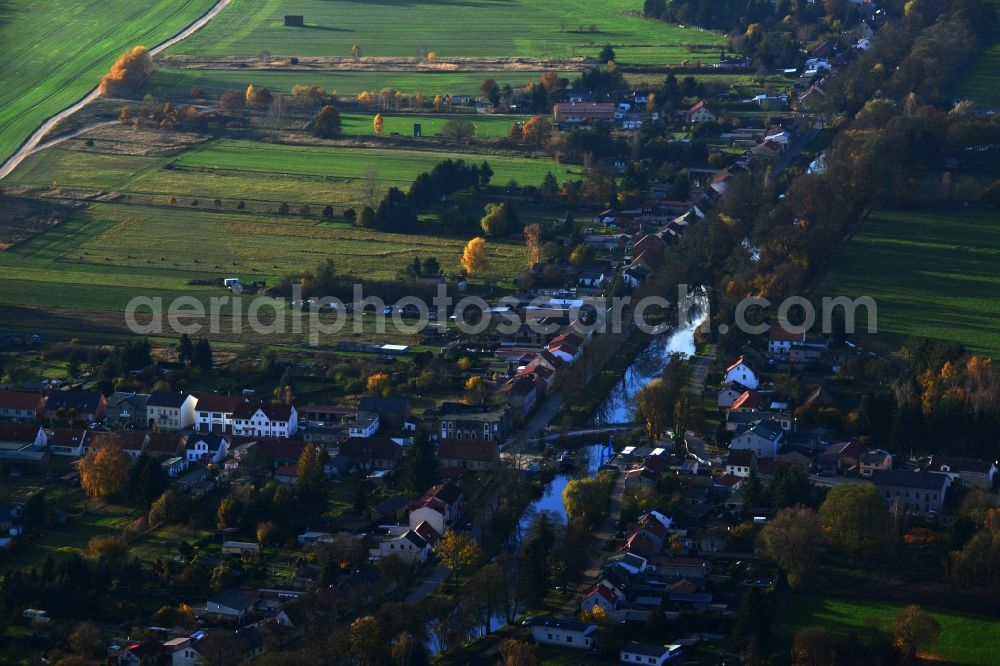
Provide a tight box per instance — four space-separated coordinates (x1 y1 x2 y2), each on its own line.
151 66 577 99
955 40 1000 107
165 0 723 64
819 206 1000 358
776 592 1000 666
0 0 216 163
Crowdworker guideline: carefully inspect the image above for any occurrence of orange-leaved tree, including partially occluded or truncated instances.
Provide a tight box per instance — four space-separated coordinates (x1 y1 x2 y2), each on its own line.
79 441 130 498
99 46 155 97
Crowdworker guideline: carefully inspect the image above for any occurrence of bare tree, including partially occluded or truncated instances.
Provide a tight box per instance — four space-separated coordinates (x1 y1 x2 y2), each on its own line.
362 166 382 210
266 94 286 129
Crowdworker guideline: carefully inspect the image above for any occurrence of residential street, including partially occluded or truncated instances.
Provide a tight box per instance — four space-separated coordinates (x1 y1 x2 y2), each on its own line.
405 565 450 604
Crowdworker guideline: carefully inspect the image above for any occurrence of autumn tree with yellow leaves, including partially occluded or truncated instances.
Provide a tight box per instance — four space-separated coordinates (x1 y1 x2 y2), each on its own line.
373 113 384 134
461 237 489 275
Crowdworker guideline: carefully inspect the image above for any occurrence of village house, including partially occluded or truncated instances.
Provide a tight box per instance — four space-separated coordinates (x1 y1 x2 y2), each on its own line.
206 589 258 624
256 438 304 471
144 432 186 459
408 482 464 534
929 456 997 489
723 356 759 390
725 449 756 478
579 581 622 614
768 323 806 356
729 420 784 459
552 102 616 125
338 437 403 470
357 396 409 428
0 391 45 422
437 439 498 471
46 390 107 424
499 374 538 420
620 642 682 665
436 403 510 442
232 402 298 438
194 393 244 434
161 456 189 477
686 100 717 124
815 441 866 475
371 525 432 564
859 449 893 477
146 392 197 431
185 433 229 463
105 392 150 429
718 382 750 409
525 616 598 650
873 470 950 517
347 411 380 438
47 427 88 457
87 431 149 459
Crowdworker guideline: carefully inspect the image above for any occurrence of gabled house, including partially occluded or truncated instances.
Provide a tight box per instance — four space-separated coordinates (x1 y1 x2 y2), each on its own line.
729 420 784 459
144 432 186 459
929 457 997 489
47 427 88 457
186 433 229 463
725 449 756 478
0 423 47 448
87 431 149 459
718 382 749 409
146 392 197 431
437 439 498 471
436 403 510 442
373 525 431 564
256 439 305 471
686 100 716 124
815 440 866 474
408 482 464 534
46 390 106 424
232 402 298 438
0 391 45 422
620 642 682 665
105 392 150 428
580 582 622 614
525 616 597 650
873 470 950 517
338 437 403 470
161 456 189 477
194 393 244 434
499 374 538 419
859 449 893 478
723 356 759 390
357 396 409 428
207 589 258 624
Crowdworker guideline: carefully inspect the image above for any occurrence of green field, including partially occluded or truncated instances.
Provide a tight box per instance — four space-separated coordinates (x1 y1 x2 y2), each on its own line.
777 593 1000 665
172 139 560 185
0 0 216 163
151 66 576 99
165 0 723 63
955 41 1000 107
341 113 532 138
820 207 1000 358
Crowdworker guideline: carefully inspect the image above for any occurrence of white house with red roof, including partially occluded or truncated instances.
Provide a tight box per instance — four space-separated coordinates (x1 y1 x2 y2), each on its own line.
723 356 759 389
232 402 298 438
408 483 464 535
686 100 717 123
579 581 622 614
768 322 806 356
195 394 245 434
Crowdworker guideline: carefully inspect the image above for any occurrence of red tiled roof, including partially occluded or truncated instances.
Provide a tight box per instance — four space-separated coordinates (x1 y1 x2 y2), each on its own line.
145 432 185 455
49 428 88 448
0 391 43 411
234 401 294 421
257 439 305 461
730 391 764 412
768 323 805 342
438 439 497 464
88 431 147 451
0 422 43 443
196 394 244 413
413 520 441 546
